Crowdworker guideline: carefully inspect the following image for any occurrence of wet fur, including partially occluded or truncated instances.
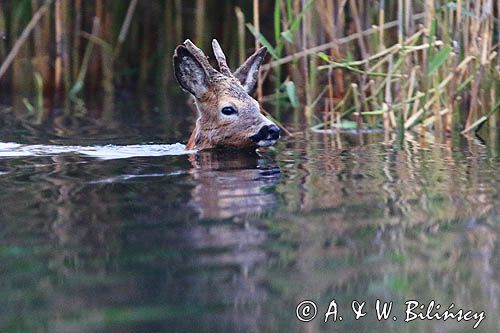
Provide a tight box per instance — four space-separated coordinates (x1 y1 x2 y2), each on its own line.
173 39 275 150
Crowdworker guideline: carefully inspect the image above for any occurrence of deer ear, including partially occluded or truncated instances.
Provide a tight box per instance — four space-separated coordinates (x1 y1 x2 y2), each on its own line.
173 45 210 98
233 47 267 94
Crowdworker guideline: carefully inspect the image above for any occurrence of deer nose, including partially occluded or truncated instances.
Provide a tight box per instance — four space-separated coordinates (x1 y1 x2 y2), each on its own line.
267 125 280 140
251 124 281 143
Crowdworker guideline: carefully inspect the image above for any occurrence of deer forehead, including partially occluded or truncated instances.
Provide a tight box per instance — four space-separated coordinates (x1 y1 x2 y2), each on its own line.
202 79 260 113
218 93 259 111
211 76 248 98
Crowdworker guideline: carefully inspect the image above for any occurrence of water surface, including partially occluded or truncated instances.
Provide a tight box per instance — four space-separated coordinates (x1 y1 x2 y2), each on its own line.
0 106 499 332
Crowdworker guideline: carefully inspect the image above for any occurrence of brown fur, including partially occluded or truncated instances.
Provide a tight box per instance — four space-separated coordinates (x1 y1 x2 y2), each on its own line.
173 39 276 150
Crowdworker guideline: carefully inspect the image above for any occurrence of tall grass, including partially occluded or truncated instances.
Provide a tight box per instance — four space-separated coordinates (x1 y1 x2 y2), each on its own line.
0 0 498 137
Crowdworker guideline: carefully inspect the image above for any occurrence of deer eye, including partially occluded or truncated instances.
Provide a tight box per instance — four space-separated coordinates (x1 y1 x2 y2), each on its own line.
221 106 238 116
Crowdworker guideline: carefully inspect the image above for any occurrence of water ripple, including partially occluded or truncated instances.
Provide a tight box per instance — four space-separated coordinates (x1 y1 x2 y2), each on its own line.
0 142 194 160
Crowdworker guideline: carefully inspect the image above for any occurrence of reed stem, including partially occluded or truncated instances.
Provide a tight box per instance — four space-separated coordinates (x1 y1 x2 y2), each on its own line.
0 0 53 81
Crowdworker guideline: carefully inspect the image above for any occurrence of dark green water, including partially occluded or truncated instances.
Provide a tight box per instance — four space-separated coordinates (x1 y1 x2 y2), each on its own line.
0 102 499 332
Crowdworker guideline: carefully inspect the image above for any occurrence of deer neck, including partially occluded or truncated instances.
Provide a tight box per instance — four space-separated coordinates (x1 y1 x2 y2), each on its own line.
187 102 211 150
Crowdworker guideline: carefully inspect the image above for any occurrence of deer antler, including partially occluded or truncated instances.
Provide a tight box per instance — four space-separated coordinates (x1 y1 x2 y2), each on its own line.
211 39 233 77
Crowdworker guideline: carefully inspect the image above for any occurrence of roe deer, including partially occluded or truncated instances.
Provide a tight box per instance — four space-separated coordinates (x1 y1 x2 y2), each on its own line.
173 39 280 150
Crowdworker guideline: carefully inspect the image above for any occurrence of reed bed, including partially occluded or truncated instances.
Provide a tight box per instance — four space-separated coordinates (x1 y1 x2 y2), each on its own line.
257 0 499 136
305 0 500 136
0 0 498 136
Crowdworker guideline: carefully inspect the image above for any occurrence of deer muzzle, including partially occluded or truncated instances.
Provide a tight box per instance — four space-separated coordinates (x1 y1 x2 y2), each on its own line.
250 124 281 147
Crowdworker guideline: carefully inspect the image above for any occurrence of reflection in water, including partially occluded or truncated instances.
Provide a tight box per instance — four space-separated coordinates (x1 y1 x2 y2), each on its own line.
0 131 499 332
188 150 280 219
261 134 500 332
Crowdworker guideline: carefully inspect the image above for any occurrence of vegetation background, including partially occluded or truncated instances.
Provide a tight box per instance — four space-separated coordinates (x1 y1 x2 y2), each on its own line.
0 0 498 139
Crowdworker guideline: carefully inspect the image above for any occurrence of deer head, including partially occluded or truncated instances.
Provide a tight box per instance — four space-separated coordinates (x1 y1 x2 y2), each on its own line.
173 39 280 150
